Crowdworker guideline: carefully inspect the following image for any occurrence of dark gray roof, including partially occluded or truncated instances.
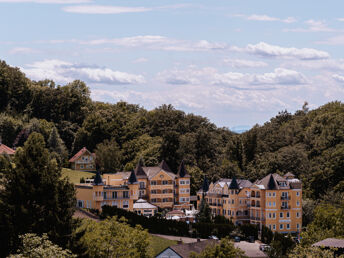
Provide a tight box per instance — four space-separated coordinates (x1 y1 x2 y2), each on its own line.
169 239 218 258
254 173 301 190
159 160 172 172
128 169 138 184
177 160 190 178
312 238 344 248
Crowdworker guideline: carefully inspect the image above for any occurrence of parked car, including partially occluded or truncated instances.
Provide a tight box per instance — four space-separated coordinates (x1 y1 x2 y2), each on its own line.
248 236 255 243
234 236 241 242
208 235 219 240
259 244 271 252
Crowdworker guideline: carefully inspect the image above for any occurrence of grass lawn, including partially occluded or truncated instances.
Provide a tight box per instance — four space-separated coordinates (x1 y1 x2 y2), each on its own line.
150 235 177 256
61 168 95 184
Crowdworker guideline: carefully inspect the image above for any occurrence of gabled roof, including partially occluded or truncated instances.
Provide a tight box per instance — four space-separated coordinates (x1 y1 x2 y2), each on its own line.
128 169 137 184
159 160 172 173
0 143 15 155
177 160 190 178
69 147 94 162
284 172 295 178
212 178 252 190
254 173 297 190
143 166 176 180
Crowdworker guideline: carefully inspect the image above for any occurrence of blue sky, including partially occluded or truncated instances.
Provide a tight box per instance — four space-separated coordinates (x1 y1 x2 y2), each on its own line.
1 0 344 129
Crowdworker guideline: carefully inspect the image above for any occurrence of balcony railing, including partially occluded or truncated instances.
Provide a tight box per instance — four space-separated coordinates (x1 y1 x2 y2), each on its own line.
93 196 103 201
281 196 291 200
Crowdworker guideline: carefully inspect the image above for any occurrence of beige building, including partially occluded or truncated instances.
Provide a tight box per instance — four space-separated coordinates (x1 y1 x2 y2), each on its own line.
197 173 302 234
103 160 191 210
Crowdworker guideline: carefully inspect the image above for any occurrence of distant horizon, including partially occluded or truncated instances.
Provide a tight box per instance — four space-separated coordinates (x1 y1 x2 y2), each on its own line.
1 0 344 128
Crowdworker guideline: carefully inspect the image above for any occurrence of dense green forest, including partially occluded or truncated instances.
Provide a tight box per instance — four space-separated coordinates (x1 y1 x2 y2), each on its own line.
1 59 343 200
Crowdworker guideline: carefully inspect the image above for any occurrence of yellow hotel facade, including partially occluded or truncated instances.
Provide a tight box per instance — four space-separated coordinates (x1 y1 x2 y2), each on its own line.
75 160 191 211
197 173 302 234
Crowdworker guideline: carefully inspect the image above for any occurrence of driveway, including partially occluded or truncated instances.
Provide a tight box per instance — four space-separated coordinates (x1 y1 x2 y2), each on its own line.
234 241 268 258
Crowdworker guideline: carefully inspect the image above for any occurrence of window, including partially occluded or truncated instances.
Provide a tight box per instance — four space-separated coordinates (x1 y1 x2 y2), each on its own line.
268 192 271 197
280 212 283 218
232 199 234 204
123 201 129 209
87 201 92 208
151 181 157 185
286 224 290 230
297 201 300 206
123 191 129 198
297 223 300 229
151 199 156 203
280 224 283 230
89 165 93 168
296 212 300 218
112 201 117 207
269 213 272 218
162 180 169 185
151 190 157 194
296 191 300 196
162 189 169 194
77 200 84 208
286 212 290 218
273 213 276 218
273 202 276 207
185 180 190 184
269 225 272 230
80 165 84 169
163 198 169 202
139 182 145 188
112 192 117 199
273 224 276 230
272 192 276 197
269 202 271 207
103 192 107 199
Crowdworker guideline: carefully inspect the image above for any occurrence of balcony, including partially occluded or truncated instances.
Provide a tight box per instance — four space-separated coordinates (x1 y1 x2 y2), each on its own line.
281 206 290 210
93 196 103 201
281 196 291 200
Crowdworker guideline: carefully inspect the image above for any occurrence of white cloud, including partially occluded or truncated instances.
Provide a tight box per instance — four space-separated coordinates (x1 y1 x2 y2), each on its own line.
223 58 268 68
133 57 148 63
158 66 307 88
285 19 334 32
9 47 37 54
281 59 344 72
62 3 189 14
21 59 145 85
245 42 329 60
81 35 229 52
317 35 344 45
0 0 91 3
338 18 344 22
235 14 296 23
332 74 344 83
63 5 151 14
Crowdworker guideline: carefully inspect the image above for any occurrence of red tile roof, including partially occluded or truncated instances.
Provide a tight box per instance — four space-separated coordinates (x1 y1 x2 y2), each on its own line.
69 147 94 163
0 144 15 155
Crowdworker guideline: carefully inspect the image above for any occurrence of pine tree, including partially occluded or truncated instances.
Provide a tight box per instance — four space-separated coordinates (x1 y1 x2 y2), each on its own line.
47 126 68 166
0 132 76 256
196 197 212 223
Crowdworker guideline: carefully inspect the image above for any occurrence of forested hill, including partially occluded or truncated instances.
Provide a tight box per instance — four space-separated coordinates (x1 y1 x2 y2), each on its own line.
1 60 343 199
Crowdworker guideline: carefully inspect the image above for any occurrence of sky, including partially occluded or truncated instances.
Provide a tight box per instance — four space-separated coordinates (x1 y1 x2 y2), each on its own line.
1 0 344 130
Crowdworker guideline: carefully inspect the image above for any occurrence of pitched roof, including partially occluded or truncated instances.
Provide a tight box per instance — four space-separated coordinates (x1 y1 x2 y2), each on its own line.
159 160 172 173
0 143 15 155
229 176 239 189
69 147 94 162
284 172 295 178
143 166 176 180
177 160 190 178
135 161 147 178
93 171 103 185
214 178 252 190
312 238 344 249
253 173 301 190
168 239 218 258
133 199 157 209
128 169 138 184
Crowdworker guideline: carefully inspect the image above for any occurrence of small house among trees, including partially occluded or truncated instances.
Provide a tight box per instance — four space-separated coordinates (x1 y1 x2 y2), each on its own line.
69 147 96 171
